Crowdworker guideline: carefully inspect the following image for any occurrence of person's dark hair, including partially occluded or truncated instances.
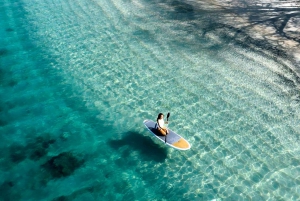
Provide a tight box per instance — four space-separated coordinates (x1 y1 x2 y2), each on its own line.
157 113 163 122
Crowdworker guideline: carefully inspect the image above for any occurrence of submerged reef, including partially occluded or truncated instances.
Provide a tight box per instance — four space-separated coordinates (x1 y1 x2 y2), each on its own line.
9 136 56 164
42 152 84 178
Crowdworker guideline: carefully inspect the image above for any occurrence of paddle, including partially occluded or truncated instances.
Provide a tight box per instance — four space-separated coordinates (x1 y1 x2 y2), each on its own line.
165 112 170 143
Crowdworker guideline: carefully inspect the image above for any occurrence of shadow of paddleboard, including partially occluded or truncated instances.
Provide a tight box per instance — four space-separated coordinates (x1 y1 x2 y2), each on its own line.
108 131 167 163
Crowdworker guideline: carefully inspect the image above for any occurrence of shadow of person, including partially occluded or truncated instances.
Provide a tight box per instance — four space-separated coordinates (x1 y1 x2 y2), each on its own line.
108 131 167 163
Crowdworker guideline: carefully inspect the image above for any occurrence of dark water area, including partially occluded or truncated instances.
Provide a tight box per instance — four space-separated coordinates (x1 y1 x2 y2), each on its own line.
0 2 112 200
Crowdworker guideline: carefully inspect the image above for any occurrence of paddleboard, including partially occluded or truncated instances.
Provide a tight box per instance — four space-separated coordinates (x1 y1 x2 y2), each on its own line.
143 119 191 150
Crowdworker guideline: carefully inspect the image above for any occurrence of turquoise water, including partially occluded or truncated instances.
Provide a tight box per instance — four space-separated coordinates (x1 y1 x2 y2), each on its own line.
1 0 300 200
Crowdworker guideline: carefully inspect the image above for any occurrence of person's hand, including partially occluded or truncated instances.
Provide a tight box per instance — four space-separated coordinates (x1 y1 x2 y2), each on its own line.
165 121 168 124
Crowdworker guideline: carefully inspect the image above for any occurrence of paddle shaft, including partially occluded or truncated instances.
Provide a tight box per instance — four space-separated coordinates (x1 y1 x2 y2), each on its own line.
165 113 170 143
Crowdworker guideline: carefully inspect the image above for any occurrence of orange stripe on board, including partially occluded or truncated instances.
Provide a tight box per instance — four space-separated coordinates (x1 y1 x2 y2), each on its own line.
172 138 189 149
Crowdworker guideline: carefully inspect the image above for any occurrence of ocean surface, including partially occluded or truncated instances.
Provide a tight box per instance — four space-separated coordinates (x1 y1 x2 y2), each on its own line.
1 0 300 200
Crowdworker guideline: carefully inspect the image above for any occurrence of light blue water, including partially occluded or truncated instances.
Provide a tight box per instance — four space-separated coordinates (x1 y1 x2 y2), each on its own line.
1 0 300 200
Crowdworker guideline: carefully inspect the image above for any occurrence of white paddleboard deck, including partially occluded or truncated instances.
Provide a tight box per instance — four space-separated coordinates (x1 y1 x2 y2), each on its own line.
143 119 191 150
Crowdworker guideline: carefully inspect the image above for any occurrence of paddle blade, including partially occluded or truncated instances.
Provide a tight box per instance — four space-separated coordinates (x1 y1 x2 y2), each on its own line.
167 112 170 121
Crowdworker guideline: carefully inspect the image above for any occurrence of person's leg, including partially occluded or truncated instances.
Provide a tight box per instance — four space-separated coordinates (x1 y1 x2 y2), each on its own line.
158 128 167 136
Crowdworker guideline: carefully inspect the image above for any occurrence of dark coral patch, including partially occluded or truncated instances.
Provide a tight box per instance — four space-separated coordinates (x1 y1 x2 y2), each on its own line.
42 152 84 178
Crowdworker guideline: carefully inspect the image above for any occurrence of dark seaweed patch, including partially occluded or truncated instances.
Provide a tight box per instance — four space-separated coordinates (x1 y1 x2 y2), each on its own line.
8 80 17 87
8 136 56 164
0 69 17 87
10 144 27 163
0 69 4 80
29 147 47 161
0 48 8 56
0 119 8 127
6 28 14 32
2 79 18 87
42 152 84 178
52 196 68 201
30 136 56 149
51 184 105 201
27 136 56 161
0 181 19 201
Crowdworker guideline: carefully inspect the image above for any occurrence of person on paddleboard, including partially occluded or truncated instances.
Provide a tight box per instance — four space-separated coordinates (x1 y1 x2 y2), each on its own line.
156 113 169 136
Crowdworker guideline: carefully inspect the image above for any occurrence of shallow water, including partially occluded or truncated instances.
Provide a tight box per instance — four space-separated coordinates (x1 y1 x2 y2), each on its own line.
1 0 300 200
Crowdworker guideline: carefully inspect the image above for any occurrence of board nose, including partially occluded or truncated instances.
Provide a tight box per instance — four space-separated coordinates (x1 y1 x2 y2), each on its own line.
172 138 190 149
